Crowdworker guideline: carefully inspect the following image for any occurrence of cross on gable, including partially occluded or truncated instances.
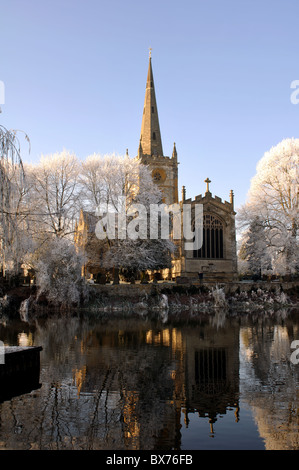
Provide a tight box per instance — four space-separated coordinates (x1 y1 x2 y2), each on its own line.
204 177 211 193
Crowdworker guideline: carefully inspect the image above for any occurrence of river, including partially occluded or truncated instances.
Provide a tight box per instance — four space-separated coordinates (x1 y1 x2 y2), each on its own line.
0 307 298 450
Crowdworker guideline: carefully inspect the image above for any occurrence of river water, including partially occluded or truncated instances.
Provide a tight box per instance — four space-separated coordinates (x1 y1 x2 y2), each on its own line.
0 307 299 450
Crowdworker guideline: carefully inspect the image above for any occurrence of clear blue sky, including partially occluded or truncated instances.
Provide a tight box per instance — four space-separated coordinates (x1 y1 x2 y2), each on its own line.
1 0 299 210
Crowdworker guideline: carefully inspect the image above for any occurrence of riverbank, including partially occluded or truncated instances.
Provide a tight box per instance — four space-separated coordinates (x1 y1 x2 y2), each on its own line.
87 280 299 315
0 280 298 319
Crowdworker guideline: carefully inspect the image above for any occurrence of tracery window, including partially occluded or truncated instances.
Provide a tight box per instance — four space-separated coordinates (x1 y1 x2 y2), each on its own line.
193 214 224 259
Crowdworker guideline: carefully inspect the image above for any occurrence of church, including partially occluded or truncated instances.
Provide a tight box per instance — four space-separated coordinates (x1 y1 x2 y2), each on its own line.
76 54 238 283
136 53 237 282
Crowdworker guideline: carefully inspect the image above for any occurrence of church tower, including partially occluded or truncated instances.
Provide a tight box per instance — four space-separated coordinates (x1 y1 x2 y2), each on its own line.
135 51 237 281
137 52 179 205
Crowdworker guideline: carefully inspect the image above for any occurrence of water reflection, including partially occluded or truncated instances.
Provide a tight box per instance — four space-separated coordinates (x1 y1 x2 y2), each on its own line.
0 309 298 450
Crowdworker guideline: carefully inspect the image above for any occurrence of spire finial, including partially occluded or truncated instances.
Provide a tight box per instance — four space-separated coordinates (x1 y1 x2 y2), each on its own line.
149 47 152 59
172 142 177 159
230 189 234 207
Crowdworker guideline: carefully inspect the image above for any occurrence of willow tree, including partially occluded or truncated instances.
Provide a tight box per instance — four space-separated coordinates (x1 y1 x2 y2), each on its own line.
0 125 30 276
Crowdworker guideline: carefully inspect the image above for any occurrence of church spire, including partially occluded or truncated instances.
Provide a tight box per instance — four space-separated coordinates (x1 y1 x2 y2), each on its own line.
139 52 163 157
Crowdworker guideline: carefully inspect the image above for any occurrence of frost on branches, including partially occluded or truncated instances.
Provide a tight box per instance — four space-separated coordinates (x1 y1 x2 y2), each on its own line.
80 153 162 213
81 154 176 274
36 237 88 309
0 125 30 276
238 138 299 277
27 150 81 241
0 144 177 306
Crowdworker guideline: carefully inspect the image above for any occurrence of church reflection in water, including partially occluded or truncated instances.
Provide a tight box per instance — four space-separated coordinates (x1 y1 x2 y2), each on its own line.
2 312 299 450
182 322 240 438
69 316 241 449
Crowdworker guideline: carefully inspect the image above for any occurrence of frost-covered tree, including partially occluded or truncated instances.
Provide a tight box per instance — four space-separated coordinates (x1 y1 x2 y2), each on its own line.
0 125 30 276
80 153 109 211
80 153 161 213
35 237 88 309
19 151 83 287
80 154 175 275
28 150 81 241
103 237 175 273
238 216 271 278
238 138 299 276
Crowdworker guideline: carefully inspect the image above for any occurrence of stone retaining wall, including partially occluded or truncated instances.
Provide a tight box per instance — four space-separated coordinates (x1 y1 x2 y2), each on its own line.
92 280 299 298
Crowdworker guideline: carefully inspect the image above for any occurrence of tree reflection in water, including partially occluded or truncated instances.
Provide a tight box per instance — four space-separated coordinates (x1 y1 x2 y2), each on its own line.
0 308 298 450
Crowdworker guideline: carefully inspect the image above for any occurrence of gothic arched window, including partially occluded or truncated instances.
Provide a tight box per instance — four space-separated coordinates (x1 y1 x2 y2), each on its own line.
193 214 224 259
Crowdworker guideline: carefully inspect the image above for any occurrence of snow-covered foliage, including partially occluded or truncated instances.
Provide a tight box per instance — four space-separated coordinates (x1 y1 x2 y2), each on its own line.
27 150 81 241
35 237 88 309
238 216 271 277
211 285 227 308
80 153 162 213
238 138 299 277
102 237 175 272
81 153 175 272
0 145 177 304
